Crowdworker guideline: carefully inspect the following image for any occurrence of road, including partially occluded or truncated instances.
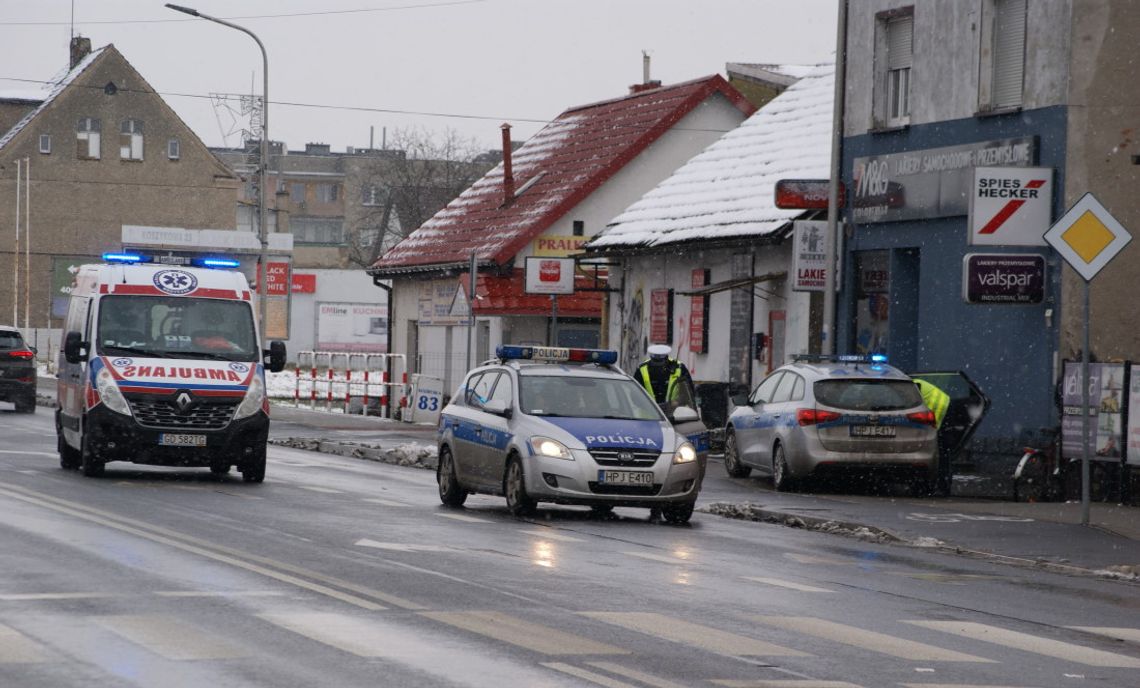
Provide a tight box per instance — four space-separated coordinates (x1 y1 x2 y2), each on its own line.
2 404 1139 688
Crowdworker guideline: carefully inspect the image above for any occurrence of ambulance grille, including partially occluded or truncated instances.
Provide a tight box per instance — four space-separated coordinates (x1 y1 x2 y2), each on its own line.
588 448 660 467
129 398 238 430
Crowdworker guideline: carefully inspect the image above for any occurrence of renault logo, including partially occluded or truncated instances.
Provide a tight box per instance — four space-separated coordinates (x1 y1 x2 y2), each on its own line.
175 391 194 413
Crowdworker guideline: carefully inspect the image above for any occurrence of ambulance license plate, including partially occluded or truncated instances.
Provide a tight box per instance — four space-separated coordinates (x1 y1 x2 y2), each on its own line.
597 470 653 485
160 433 207 447
849 425 896 437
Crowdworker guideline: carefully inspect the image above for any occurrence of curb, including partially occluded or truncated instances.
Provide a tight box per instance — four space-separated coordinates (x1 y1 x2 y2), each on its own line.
269 437 438 471
701 502 903 544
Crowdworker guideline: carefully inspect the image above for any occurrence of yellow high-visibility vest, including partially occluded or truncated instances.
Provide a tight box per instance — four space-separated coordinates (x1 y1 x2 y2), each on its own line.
916 379 950 428
639 361 683 403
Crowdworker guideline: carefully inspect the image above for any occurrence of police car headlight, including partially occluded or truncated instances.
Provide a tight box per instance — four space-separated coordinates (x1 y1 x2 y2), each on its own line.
96 367 132 416
234 374 266 420
673 442 697 464
528 436 574 460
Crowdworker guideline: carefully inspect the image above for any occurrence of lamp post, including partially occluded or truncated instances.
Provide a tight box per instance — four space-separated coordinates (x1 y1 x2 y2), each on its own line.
166 4 270 343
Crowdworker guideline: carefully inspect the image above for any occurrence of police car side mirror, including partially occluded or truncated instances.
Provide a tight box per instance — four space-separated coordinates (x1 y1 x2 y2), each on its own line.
672 405 699 423
483 399 512 419
264 340 286 373
64 331 88 364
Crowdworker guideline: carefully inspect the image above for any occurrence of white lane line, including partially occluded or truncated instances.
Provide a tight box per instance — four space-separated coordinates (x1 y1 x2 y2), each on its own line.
362 498 411 507
153 591 285 598
0 450 57 457
1068 626 1140 644
580 612 808 658
711 681 863 687
905 620 1140 668
422 611 629 656
435 512 493 523
622 551 695 565
742 577 835 593
98 615 247 660
542 662 639 688
586 661 689 688
784 553 850 565
0 592 118 601
355 538 455 553
521 529 585 542
0 624 48 663
900 684 1047 688
296 486 344 494
751 616 994 663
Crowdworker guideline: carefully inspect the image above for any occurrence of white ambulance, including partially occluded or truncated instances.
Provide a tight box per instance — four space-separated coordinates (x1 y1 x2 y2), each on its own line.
56 254 286 481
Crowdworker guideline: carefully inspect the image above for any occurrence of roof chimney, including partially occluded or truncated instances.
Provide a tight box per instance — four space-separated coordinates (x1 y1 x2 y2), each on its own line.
629 51 661 94
501 123 514 206
70 36 92 69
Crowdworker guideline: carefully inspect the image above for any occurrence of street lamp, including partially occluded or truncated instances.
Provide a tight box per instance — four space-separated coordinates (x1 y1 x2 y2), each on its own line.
166 4 270 343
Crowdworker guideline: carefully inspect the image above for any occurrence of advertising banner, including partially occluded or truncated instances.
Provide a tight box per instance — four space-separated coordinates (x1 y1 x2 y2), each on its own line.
1061 361 1125 461
689 269 708 354
649 288 672 345
791 220 827 292
316 302 388 352
961 254 1045 304
1128 364 1140 466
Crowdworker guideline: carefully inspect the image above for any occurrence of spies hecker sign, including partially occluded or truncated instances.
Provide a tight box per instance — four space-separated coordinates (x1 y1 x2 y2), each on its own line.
969 166 1054 246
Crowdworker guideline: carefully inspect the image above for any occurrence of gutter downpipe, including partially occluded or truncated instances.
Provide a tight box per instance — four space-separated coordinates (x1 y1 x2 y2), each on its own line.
823 0 847 356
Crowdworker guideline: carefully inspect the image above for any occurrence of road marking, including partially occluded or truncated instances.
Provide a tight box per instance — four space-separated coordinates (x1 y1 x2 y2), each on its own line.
0 624 47 663
261 612 416 657
888 573 1004 584
900 684 1047 688
0 592 118 601
521 529 585 542
711 681 863 687
542 662 640 688
751 616 994 662
362 497 411 507
622 551 693 565
784 553 850 565
154 590 285 598
905 621 1140 668
435 512 493 523
98 615 247 660
422 611 628 656
1068 626 1140 644
586 661 689 688
0 449 57 457
296 486 344 494
742 577 835 593
580 612 808 658
355 538 455 553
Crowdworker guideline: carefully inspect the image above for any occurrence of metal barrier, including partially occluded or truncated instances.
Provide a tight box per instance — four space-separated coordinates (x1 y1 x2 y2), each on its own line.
293 351 408 418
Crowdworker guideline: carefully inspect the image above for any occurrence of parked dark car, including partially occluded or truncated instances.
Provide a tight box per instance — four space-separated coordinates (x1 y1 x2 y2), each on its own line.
0 326 37 413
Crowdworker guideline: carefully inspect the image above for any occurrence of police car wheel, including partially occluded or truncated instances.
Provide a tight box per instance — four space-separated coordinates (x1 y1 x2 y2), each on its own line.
723 431 751 478
661 501 694 525
772 443 794 493
80 438 104 478
504 455 536 516
438 447 468 507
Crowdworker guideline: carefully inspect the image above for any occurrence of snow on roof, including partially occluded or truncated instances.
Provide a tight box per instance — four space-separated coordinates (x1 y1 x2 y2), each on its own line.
0 47 106 152
370 75 754 274
587 63 834 251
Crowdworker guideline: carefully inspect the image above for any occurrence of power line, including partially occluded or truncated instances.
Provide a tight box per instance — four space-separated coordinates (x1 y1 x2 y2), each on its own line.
0 0 488 26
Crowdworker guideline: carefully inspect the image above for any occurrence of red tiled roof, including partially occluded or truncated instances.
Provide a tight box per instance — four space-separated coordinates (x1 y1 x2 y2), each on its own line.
370 75 754 275
472 270 602 317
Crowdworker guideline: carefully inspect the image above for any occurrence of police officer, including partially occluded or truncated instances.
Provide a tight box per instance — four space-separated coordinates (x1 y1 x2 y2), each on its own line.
915 378 952 496
636 345 693 412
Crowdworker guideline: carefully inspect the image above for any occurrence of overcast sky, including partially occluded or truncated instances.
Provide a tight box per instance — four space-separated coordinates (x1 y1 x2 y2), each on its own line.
0 0 837 153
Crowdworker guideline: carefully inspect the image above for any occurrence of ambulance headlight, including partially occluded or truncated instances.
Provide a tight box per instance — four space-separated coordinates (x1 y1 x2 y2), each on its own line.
528 436 574 460
234 374 266 420
673 442 697 464
95 367 132 416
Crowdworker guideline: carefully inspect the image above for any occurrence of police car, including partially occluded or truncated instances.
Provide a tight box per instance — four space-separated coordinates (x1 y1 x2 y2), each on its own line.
436 346 705 523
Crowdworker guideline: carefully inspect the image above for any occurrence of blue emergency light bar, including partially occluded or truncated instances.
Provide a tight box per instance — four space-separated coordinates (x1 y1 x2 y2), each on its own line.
103 252 145 263
102 252 242 269
198 258 241 268
497 345 618 365
793 353 889 364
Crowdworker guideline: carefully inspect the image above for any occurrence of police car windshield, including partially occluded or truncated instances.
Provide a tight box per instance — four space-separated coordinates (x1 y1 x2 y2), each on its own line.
96 295 258 361
520 375 664 420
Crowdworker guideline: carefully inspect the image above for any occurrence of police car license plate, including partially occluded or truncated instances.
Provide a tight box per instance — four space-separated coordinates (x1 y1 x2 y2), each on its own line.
159 433 207 447
849 425 896 437
597 470 653 485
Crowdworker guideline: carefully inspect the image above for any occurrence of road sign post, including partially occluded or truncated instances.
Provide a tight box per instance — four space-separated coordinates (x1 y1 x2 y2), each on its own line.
1044 193 1133 525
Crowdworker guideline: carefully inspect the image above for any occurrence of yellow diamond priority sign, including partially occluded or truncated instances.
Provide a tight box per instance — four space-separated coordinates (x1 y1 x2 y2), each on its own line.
1044 193 1132 282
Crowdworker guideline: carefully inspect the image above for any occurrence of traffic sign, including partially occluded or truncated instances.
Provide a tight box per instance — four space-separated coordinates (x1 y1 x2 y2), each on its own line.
1043 193 1132 282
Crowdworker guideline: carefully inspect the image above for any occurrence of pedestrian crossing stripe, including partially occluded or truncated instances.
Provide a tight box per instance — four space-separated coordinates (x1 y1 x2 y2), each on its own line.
0 623 47 663
750 616 994 663
711 681 863 687
542 662 641 688
580 612 809 658
741 576 835 593
97 615 247 660
586 660 690 688
905 620 1140 668
1068 626 1140 644
421 610 628 656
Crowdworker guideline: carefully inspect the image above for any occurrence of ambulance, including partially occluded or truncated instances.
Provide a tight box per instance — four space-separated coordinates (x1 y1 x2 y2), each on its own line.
55 254 286 481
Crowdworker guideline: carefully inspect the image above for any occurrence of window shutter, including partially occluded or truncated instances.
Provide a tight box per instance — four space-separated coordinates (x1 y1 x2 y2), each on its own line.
887 16 913 70
992 0 1026 108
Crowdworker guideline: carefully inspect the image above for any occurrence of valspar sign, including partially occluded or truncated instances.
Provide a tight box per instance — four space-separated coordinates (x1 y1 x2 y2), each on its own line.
969 166 1053 246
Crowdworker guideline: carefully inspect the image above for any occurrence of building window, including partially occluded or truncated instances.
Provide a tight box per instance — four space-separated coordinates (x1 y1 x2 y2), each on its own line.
76 117 101 159
572 220 584 236
119 118 144 160
362 185 387 207
316 183 339 203
291 216 345 245
290 183 306 204
990 0 1026 109
885 14 913 126
38 134 51 154
167 138 181 160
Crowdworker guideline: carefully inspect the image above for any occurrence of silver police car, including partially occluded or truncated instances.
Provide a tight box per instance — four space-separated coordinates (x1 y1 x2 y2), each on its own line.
723 355 938 492
436 346 704 523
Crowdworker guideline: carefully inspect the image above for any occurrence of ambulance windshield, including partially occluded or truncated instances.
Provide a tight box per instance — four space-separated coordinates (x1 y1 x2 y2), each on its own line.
96 295 258 361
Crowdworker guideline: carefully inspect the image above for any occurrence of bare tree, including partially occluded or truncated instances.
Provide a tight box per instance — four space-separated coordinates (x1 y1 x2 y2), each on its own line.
346 127 493 268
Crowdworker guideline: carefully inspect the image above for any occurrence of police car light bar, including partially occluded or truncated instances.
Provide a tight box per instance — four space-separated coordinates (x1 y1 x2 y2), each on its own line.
497 345 618 365
793 353 889 364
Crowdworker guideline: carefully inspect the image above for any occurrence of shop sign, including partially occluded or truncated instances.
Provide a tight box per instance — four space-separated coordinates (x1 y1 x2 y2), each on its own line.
417 280 467 326
962 253 1045 304
791 220 828 291
969 167 1053 246
532 234 589 257
316 302 388 353
689 270 708 354
524 256 574 295
649 288 672 345
852 137 1036 224
291 273 317 293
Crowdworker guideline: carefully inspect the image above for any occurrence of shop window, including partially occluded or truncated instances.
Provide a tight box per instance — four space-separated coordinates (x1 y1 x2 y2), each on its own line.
119 118 144 160
76 117 101 159
39 134 51 154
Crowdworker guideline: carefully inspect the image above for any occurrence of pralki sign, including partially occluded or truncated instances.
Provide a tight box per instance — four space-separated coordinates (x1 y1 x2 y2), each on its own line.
962 253 1045 304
